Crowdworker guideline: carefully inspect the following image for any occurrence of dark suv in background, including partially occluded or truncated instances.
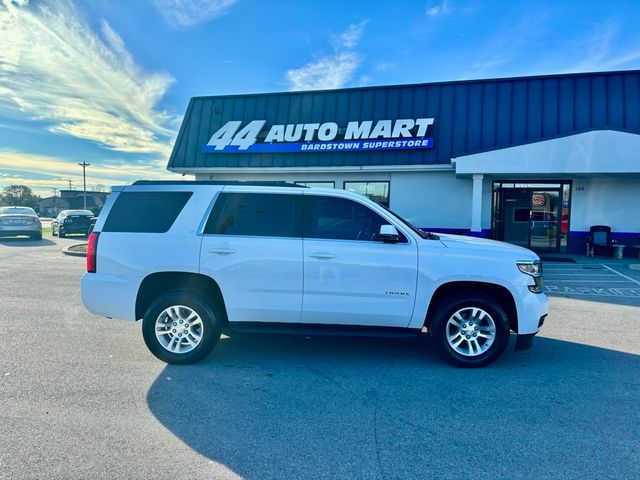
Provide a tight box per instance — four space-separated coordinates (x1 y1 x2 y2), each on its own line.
52 210 96 237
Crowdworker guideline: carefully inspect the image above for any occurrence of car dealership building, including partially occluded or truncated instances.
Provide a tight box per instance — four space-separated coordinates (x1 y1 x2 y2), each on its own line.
167 70 640 256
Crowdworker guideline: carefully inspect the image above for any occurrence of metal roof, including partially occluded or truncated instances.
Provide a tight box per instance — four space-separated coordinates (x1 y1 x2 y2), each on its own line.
168 70 640 170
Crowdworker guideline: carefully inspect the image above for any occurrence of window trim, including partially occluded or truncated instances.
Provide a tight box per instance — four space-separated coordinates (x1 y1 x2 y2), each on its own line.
200 190 414 244
201 191 303 239
102 191 193 234
197 191 222 236
301 193 409 244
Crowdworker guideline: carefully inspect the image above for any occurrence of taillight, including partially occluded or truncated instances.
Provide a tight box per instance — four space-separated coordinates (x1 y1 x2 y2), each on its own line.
87 232 99 273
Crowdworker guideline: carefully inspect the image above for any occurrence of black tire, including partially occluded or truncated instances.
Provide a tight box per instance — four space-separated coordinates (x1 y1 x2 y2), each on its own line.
58 229 66 238
31 233 42 241
428 292 510 368
142 291 222 364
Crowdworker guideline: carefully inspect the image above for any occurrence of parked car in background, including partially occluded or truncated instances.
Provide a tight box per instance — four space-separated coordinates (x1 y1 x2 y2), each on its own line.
52 209 95 237
0 206 42 240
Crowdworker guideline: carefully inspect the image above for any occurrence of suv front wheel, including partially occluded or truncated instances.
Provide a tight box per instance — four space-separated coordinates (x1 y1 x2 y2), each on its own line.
429 292 510 368
142 291 222 364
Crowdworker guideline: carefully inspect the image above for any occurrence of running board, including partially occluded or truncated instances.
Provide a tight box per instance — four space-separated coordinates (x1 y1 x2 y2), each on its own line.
226 322 422 338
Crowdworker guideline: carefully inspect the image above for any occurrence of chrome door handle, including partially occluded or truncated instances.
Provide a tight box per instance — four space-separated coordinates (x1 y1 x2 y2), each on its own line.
209 248 236 255
309 252 335 259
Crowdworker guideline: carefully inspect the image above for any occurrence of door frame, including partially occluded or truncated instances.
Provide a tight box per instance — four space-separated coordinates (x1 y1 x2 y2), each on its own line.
491 180 573 253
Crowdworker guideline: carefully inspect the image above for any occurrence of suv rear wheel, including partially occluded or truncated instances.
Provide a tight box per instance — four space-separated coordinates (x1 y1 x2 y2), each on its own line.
142 291 222 364
429 292 510 368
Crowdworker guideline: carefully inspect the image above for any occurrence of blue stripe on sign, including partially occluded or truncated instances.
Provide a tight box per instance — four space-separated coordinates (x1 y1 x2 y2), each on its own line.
202 138 433 153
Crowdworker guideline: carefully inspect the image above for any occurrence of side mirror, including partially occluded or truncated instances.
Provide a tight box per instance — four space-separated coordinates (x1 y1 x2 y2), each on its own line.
378 224 400 243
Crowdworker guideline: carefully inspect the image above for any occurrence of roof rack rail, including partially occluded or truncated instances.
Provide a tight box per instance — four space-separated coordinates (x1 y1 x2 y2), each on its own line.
131 180 306 187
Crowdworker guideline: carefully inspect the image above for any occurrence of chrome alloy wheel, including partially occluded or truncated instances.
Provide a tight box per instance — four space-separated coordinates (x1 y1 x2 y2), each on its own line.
155 305 204 354
445 307 497 357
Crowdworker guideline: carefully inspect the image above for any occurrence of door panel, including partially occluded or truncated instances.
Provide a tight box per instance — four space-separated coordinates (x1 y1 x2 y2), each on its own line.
300 194 418 327
200 236 303 323
502 189 530 247
302 239 418 326
199 191 303 323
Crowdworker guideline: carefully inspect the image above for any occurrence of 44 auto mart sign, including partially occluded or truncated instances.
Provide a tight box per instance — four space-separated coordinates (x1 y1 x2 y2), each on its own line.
202 118 434 153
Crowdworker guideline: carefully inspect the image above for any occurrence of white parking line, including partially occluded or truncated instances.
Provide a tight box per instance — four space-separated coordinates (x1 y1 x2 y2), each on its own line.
554 280 631 283
543 266 592 268
602 265 640 286
542 263 640 301
543 268 604 271
544 274 618 277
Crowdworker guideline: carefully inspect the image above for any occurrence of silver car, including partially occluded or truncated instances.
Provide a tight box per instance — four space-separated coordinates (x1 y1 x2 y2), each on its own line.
0 206 42 240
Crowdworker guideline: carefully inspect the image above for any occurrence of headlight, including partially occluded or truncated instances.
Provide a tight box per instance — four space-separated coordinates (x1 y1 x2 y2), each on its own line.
517 261 542 276
517 261 543 293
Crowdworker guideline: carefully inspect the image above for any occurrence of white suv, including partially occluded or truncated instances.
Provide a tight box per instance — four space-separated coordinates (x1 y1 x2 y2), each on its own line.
81 181 548 367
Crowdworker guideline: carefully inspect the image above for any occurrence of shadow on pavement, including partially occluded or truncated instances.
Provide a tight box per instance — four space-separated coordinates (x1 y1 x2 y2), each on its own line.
0 237 56 247
147 333 640 480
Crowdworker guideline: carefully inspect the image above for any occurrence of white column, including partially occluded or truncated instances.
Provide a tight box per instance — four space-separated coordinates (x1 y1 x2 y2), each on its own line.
470 174 484 233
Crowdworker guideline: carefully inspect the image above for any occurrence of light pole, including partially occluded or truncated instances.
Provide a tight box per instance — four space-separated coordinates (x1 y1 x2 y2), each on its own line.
78 162 90 210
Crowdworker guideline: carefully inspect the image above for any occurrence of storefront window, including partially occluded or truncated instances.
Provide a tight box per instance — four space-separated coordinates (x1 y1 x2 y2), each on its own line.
344 181 390 207
294 181 335 188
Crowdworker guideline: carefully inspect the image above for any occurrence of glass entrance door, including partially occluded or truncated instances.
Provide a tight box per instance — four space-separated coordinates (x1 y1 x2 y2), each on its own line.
492 181 571 253
529 190 560 252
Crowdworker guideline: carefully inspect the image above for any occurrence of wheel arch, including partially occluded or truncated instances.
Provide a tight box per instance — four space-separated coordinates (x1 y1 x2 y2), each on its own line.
424 281 519 333
135 271 228 326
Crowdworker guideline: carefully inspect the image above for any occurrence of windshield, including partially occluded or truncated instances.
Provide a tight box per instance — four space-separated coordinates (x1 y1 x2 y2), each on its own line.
377 203 431 239
0 207 36 215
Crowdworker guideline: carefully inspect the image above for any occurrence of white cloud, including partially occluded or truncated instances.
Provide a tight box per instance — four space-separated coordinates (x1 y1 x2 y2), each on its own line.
572 20 618 72
338 20 367 49
0 0 177 157
0 150 176 194
374 61 396 72
426 0 450 17
153 0 236 28
567 20 640 72
286 21 368 91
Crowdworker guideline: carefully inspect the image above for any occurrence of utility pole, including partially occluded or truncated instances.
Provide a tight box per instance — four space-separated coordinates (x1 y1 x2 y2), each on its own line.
52 188 58 197
78 162 90 210
67 179 72 190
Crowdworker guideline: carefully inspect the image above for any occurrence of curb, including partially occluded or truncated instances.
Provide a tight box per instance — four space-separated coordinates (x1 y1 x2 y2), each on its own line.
630 264 640 270
62 243 87 257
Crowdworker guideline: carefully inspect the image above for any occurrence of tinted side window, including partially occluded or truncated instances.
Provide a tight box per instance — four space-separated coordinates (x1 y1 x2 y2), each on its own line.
305 196 395 241
204 193 300 237
103 191 192 233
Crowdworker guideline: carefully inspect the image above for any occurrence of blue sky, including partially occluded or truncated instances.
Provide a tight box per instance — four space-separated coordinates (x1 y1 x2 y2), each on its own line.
1 0 640 195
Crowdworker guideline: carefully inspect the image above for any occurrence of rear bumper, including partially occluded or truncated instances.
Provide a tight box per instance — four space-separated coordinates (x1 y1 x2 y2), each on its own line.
81 272 139 321
0 226 41 237
60 225 91 233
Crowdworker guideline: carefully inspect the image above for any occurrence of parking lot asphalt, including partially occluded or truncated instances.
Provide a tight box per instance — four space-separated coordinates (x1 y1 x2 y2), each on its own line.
544 261 640 307
1 236 639 480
